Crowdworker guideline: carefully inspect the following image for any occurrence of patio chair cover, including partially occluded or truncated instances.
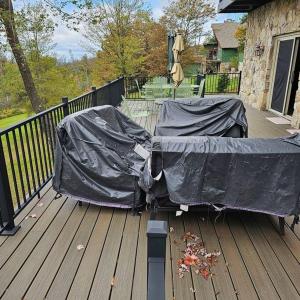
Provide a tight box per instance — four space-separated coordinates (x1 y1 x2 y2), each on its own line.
155 97 248 137
53 105 151 209
139 134 300 217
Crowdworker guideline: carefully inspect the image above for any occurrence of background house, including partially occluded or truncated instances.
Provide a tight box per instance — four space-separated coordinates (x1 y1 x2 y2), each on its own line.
218 0 300 128
203 21 243 73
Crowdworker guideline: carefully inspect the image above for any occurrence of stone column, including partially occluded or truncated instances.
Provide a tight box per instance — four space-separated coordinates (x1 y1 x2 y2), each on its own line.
291 74 300 129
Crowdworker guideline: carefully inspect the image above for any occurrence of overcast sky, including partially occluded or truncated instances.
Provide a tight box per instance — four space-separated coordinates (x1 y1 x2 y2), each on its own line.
16 0 242 59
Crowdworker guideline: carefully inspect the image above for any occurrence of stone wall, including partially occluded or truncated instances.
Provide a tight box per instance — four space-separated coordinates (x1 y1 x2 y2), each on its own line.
240 0 300 127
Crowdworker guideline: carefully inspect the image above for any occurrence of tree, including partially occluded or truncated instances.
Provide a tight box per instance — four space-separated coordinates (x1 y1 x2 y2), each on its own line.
84 0 147 75
0 0 44 112
142 22 168 76
160 0 215 45
16 2 56 62
235 25 246 51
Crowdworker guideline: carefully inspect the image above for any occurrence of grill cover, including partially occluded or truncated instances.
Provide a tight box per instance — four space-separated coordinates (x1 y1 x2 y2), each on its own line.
139 135 300 217
53 105 151 208
155 97 248 137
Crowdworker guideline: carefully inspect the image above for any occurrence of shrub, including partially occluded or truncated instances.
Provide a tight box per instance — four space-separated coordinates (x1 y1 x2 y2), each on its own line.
0 108 25 120
217 74 230 93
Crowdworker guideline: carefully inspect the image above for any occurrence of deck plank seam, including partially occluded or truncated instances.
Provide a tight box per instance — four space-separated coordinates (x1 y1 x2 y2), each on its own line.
65 207 102 299
21 197 78 299
0 189 64 270
226 214 262 300
108 210 130 300
256 216 300 296
44 202 91 298
87 208 116 299
129 212 142 300
0 195 68 298
238 215 283 299
211 214 249 300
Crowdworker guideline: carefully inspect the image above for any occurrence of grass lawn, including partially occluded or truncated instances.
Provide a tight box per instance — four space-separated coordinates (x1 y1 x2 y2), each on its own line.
0 113 29 130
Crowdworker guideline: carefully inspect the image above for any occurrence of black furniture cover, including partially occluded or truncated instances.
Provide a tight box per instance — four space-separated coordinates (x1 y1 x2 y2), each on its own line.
53 105 151 209
155 97 248 137
139 134 300 217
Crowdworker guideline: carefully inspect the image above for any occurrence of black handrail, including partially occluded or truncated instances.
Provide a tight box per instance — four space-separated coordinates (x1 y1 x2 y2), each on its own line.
125 72 242 99
0 77 124 235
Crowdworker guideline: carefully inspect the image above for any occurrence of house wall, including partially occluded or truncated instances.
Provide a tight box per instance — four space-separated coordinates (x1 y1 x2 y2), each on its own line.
221 48 238 62
240 0 300 127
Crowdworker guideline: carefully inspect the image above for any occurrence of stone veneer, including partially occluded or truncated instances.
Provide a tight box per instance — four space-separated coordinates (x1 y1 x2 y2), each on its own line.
240 0 300 128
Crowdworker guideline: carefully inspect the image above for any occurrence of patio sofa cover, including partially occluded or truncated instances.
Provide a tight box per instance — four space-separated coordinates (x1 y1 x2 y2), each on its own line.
155 97 248 137
53 105 151 209
139 134 300 217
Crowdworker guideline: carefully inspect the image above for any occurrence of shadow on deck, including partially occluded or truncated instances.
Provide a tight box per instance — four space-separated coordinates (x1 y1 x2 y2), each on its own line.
0 100 299 300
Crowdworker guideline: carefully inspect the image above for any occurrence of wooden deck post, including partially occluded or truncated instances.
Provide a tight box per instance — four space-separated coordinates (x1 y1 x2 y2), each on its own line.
147 220 168 300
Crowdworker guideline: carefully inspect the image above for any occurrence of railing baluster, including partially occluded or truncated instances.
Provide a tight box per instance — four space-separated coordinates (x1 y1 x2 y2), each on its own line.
24 124 37 193
12 130 26 202
29 122 41 188
18 126 32 199
46 113 55 168
5 133 21 209
34 119 46 184
41 115 53 174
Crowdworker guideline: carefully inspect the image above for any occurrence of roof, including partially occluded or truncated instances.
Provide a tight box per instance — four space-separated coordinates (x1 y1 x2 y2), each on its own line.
218 0 272 13
211 22 239 49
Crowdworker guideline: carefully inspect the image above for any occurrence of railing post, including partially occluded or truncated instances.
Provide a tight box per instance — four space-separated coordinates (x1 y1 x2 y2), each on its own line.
147 220 168 300
238 71 242 95
62 96 69 117
202 74 206 97
91 86 97 107
0 136 20 235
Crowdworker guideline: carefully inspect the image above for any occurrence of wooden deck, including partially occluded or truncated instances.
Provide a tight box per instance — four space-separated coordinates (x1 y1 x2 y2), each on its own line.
0 99 300 300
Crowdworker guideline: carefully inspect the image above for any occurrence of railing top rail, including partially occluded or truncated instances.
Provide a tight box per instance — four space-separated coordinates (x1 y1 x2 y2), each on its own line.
0 103 64 135
0 76 125 135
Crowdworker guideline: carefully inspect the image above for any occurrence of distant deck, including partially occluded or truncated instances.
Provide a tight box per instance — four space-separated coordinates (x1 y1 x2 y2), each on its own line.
0 99 299 300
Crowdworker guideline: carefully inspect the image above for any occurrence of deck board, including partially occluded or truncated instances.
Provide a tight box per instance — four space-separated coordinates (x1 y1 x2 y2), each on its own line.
0 99 300 300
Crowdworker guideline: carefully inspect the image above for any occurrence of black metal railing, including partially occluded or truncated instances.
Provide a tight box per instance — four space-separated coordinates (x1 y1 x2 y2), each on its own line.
204 72 242 95
125 72 241 99
0 77 124 235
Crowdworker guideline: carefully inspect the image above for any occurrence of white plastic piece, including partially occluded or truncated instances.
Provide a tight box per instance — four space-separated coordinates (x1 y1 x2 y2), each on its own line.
134 144 150 160
176 210 183 216
180 204 189 212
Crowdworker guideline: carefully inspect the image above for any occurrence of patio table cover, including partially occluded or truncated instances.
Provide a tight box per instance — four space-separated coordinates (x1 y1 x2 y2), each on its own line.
139 134 300 217
155 97 248 137
53 105 151 209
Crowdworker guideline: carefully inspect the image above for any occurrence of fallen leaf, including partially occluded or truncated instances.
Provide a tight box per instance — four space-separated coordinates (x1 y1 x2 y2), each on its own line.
111 276 116 287
26 214 37 219
77 244 85 251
